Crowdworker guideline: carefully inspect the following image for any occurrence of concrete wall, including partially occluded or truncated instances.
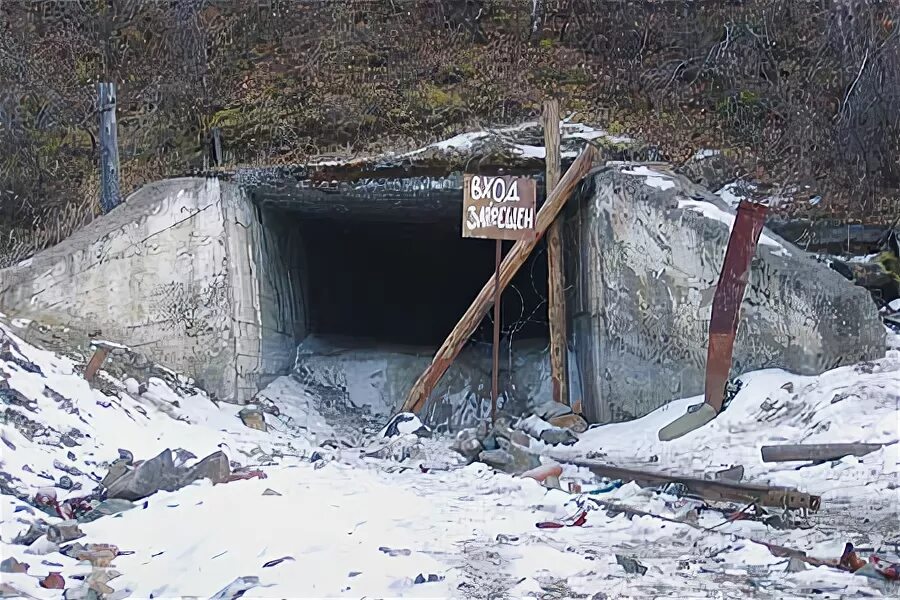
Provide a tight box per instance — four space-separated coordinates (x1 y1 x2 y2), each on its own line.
0 178 305 403
568 165 886 423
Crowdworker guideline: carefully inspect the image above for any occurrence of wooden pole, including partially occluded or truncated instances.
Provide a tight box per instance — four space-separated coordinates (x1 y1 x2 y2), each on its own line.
97 82 121 214
491 239 502 423
400 145 595 415
543 99 568 407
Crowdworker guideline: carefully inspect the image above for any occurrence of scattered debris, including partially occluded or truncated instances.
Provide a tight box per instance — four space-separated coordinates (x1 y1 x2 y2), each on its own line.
262 556 295 568
238 407 267 432
380 413 431 438
0 557 29 573
379 547 411 557
615 555 648 576
209 576 262 600
46 521 85 543
83 346 110 385
760 443 890 463
714 465 745 482
520 463 563 484
517 415 578 446
262 488 282 496
559 457 821 511
414 573 443 584
39 572 65 589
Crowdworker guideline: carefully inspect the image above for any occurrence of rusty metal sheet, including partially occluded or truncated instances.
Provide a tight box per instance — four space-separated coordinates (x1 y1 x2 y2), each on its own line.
462 174 536 241
705 199 769 412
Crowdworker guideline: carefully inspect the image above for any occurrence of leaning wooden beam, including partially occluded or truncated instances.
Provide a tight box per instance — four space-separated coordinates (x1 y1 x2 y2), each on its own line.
400 145 596 414
761 443 891 463
557 457 821 511
542 99 569 407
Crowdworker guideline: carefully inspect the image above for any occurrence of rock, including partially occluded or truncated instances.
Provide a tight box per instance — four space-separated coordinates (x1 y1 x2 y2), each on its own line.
380 413 431 438
0 557 29 573
25 536 60 556
39 572 65 589
262 488 282 496
180 451 231 486
209 576 261 600
13 522 48 546
539 428 578 446
238 407 267 432
77 499 135 523
47 521 85 543
64 586 101 600
572 166 885 422
615 555 648 576
479 438 540 474
74 544 119 567
105 449 181 501
534 400 573 421
548 413 588 434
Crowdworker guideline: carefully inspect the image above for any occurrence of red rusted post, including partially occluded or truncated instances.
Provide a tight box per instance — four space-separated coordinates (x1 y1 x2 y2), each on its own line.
705 199 769 412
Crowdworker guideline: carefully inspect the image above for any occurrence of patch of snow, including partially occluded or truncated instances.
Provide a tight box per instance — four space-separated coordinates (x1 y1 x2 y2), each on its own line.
90 339 129 350
889 298 900 312
693 148 721 160
678 199 791 257
621 166 676 191
10 318 31 328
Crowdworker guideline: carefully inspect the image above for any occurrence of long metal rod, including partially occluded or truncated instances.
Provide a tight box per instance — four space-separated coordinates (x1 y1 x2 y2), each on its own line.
492 239 502 424
556 457 821 511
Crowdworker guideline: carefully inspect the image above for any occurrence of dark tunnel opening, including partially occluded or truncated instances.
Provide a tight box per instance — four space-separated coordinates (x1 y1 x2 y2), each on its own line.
262 201 550 350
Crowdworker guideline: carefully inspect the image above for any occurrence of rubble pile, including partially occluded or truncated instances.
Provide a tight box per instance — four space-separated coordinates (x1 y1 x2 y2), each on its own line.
1 314 899 598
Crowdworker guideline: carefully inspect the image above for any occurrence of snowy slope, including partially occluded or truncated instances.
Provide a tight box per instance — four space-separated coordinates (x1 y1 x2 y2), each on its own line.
2 317 899 599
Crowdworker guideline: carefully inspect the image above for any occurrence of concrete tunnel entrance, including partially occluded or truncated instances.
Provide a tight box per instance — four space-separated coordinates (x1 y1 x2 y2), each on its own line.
253 184 550 362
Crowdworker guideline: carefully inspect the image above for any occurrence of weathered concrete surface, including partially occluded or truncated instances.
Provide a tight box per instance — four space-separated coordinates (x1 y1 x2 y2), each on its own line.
568 165 886 424
291 336 568 433
0 178 305 402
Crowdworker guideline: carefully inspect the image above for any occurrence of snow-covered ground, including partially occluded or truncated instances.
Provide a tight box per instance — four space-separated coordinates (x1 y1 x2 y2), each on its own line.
1 317 898 599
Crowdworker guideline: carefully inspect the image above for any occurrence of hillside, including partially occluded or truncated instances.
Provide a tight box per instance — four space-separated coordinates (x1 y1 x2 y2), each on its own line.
1 0 898 265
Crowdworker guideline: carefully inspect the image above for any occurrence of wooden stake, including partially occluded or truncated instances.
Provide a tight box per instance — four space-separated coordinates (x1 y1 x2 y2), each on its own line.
491 239 502 424
543 99 568 407
400 145 596 415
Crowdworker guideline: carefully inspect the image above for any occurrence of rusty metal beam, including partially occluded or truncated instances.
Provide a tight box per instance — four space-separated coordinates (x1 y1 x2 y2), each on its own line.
558 457 821 511
705 199 769 412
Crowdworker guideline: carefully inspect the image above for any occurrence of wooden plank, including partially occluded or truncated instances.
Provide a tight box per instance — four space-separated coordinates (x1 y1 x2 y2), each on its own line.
400 145 596 414
761 443 890 463
543 99 568 407
97 82 121 214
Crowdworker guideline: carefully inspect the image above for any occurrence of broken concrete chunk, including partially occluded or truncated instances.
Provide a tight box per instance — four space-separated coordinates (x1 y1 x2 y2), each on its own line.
180 451 231 486
105 449 181 501
238 407 267 432
0 557 29 573
380 412 431 438
539 428 578 446
74 544 119 568
47 521 85 543
548 413 588 434
13 522 48 546
534 400 574 421
615 555 648 576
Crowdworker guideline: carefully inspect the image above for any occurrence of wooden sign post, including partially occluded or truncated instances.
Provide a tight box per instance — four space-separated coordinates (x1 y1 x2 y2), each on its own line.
462 174 537 423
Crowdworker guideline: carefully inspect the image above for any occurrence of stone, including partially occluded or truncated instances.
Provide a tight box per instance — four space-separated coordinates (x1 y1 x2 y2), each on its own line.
539 428 578 446
615 555 648 576
47 521 85 544
13 522 48 546
39 572 65 589
74 544 119 567
548 413 588 434
571 165 885 423
0 557 29 573
534 400 573 421
105 449 181 501
262 488 282 496
239 407 267 432
180 451 231 486
479 438 540 474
